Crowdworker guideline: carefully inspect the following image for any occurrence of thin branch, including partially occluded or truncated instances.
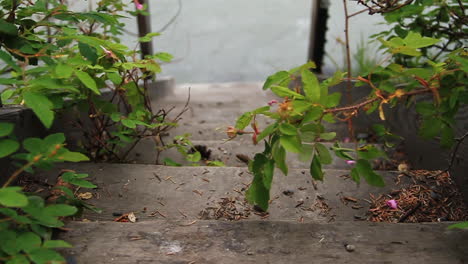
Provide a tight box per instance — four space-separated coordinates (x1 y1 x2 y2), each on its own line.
324 87 432 114
347 8 368 18
2 159 37 188
342 0 355 139
445 131 468 173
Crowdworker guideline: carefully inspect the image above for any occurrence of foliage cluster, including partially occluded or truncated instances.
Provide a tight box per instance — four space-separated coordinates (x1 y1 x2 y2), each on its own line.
0 0 199 262
231 0 467 216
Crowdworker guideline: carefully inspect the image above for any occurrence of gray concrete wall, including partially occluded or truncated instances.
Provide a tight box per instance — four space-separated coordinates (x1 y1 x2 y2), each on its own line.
132 0 313 83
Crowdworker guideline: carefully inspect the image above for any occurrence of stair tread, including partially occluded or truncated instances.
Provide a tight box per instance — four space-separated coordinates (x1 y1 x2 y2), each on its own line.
39 163 403 222
60 220 467 264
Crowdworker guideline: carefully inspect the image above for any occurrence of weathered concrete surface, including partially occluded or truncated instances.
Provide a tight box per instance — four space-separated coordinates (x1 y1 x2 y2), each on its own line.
37 163 403 222
60 220 468 264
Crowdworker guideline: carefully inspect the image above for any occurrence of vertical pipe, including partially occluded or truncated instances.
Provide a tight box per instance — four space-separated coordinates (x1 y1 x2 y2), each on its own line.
137 0 154 59
307 0 329 73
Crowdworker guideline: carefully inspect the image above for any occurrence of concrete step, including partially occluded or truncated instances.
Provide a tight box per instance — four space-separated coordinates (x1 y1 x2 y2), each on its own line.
127 139 378 170
37 163 404 222
60 220 467 264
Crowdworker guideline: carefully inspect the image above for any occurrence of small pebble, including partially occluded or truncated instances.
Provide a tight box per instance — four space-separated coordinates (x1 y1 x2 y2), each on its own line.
345 244 356 252
356 133 369 139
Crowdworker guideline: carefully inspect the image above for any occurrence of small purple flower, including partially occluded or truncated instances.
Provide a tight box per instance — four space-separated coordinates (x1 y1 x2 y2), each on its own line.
346 160 356 165
343 137 351 143
268 100 278 106
386 199 398 209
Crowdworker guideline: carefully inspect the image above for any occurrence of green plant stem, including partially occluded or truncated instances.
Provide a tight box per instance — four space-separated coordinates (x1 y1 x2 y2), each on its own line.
2 159 37 188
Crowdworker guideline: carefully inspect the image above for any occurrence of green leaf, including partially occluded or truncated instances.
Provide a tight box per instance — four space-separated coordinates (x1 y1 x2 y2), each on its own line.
0 230 18 255
350 168 360 184
44 204 77 217
289 61 316 74
271 86 305 99
6 254 29 264
257 123 277 142
319 132 336 140
186 151 201 163
16 232 41 253
44 133 65 146
280 135 302 153
1 89 15 102
155 52 173 62
448 222 468 230
28 248 65 264
404 31 440 49
279 123 297 135
138 32 161 42
57 151 89 162
252 106 270 115
302 69 320 102
301 107 323 123
291 100 312 114
246 154 272 211
121 119 136 129
419 118 442 139
69 179 97 189
273 143 288 176
23 92 55 129
440 125 455 148
163 158 182 167
355 159 385 187
0 19 18 36
75 71 100 94
263 71 290 90
357 145 387 160
310 155 323 181
23 138 43 154
206 160 225 167
107 72 122 85
79 42 98 64
0 139 19 158
0 50 21 72
0 187 29 207
55 63 73 78
235 112 252 130
42 240 72 249
325 92 341 107
315 143 332 165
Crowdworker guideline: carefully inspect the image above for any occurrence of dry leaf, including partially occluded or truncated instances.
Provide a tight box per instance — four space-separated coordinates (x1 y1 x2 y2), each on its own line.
77 192 93 200
128 212 137 223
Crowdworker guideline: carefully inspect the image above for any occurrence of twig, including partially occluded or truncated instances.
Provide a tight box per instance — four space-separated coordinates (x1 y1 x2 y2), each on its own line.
398 202 421 222
324 88 432 114
342 0 355 139
439 131 468 175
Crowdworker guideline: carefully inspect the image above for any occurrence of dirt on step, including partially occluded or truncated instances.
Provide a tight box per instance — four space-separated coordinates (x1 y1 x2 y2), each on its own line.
367 170 468 223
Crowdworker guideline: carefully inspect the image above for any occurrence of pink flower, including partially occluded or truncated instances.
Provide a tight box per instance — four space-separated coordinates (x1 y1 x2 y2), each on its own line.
268 100 278 106
386 199 398 209
100 46 114 58
346 160 356 165
343 137 351 143
134 0 143 10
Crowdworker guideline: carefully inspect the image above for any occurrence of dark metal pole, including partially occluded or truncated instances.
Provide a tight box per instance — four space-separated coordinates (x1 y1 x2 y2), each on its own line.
307 0 329 73
137 0 154 59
